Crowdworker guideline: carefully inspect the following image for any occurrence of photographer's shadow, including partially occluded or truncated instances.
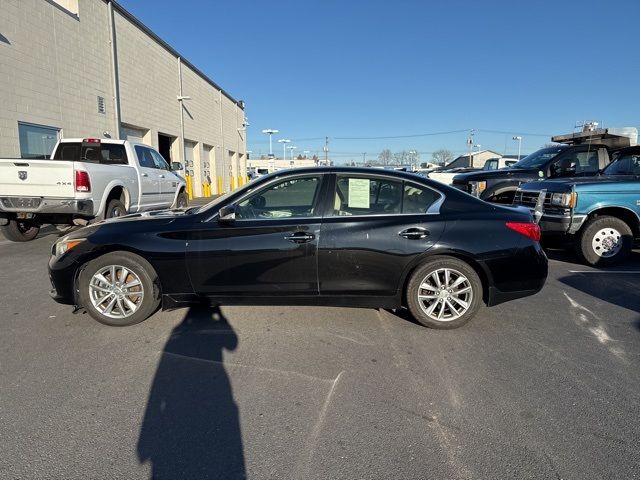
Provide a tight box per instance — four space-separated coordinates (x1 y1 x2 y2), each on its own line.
137 306 245 479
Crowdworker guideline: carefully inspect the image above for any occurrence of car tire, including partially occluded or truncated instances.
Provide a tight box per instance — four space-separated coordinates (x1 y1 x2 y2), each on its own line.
175 191 188 209
105 198 126 219
0 219 40 242
577 216 632 267
406 256 483 329
78 251 161 326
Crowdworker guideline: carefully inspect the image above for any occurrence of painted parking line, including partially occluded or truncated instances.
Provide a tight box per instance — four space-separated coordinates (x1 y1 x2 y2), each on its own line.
568 270 640 274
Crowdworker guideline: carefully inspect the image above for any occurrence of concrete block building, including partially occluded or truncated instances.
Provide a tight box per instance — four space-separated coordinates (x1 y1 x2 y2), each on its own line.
0 0 247 197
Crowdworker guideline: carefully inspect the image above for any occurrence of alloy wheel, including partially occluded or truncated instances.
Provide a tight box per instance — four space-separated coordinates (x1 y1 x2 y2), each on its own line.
417 268 473 322
89 265 144 319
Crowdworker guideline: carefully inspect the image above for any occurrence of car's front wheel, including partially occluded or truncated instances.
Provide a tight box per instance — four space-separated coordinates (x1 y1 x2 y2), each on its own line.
78 251 161 326
175 190 189 209
578 216 632 267
406 256 483 329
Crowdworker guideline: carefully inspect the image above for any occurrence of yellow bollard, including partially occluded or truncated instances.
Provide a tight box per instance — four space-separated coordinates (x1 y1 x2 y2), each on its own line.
185 175 193 200
217 176 223 195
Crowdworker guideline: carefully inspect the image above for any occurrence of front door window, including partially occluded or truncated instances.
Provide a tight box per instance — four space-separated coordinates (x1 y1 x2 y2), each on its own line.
236 176 322 220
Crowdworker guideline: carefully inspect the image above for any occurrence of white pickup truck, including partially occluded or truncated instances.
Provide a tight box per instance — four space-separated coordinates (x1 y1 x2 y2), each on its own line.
0 138 187 242
427 157 518 185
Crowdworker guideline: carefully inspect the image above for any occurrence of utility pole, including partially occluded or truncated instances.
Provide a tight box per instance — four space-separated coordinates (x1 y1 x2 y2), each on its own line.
324 136 329 165
467 129 475 167
362 152 366 165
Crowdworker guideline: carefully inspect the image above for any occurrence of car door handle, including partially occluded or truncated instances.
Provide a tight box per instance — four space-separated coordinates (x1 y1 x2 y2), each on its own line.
284 232 315 243
399 227 429 239
141 173 148 177
159 174 165 178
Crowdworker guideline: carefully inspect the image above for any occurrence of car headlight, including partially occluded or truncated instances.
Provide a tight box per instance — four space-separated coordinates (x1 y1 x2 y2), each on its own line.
470 181 487 196
550 192 577 208
53 238 85 257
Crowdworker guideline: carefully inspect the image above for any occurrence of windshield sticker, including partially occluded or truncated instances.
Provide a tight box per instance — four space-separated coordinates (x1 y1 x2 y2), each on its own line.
348 178 370 208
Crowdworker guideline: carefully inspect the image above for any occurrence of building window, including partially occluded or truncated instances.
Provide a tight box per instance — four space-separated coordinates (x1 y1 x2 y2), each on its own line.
18 122 60 159
49 0 79 16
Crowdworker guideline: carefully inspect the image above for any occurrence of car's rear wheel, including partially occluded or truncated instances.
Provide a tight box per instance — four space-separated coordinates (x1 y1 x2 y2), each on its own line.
105 198 126 219
78 252 161 326
577 216 632 267
1 219 40 242
406 257 482 329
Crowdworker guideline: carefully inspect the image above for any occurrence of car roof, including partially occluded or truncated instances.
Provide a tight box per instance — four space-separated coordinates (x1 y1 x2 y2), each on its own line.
262 166 427 181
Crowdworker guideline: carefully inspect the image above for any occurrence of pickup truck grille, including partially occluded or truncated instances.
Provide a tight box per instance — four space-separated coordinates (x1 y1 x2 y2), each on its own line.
513 190 552 208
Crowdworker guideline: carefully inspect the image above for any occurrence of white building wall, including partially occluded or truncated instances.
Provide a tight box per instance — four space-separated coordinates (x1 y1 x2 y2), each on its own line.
0 0 246 195
0 0 114 156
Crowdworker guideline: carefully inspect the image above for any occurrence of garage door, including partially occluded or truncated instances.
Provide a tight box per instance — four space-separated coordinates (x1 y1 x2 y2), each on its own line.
121 126 148 145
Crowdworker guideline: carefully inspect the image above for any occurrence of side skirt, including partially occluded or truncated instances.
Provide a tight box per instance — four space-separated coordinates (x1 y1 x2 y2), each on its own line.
161 293 401 311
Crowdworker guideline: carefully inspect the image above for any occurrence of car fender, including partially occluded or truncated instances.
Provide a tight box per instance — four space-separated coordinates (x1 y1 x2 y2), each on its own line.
396 246 494 305
96 181 132 217
170 180 187 207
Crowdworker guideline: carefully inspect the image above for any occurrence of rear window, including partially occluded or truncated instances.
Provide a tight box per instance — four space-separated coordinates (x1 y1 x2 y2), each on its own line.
52 142 128 165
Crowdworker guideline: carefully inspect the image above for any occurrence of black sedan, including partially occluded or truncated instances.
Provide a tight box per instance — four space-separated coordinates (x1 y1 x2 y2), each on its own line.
49 167 547 329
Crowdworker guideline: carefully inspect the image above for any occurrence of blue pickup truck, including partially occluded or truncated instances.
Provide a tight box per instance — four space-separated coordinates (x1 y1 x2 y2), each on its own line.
513 146 640 266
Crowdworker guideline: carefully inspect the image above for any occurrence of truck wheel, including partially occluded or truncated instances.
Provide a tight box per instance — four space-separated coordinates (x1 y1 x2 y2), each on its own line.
578 216 632 267
175 191 188 208
105 198 126 219
0 219 40 242
406 256 483 329
78 251 161 326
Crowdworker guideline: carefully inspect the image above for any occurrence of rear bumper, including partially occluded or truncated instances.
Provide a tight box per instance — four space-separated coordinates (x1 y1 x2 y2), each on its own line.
0 197 93 216
484 242 548 307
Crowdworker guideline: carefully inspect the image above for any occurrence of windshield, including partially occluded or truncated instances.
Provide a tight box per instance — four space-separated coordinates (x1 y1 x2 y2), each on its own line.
603 151 640 175
511 147 566 169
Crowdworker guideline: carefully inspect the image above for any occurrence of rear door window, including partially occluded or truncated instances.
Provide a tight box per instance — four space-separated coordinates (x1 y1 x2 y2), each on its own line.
334 176 402 216
402 183 441 213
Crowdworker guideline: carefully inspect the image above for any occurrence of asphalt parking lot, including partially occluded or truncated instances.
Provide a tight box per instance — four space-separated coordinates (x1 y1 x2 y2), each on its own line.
1 230 639 479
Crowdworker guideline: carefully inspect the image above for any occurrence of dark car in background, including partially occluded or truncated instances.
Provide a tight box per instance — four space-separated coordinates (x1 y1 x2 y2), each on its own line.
451 144 611 204
49 167 547 329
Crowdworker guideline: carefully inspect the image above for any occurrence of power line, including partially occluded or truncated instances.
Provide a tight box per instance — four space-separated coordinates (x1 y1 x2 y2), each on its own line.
334 129 469 140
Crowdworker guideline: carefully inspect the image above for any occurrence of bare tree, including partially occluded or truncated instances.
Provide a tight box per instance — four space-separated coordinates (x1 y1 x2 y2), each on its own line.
432 149 454 166
378 149 393 165
393 150 409 165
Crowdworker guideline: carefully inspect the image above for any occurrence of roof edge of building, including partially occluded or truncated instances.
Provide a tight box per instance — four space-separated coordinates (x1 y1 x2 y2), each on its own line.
105 0 244 110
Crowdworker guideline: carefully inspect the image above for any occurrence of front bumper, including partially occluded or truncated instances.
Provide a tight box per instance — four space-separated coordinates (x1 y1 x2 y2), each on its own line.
537 213 586 235
0 197 94 216
48 254 80 305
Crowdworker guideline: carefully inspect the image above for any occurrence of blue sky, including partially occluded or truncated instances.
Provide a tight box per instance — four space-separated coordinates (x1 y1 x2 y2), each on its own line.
119 0 639 163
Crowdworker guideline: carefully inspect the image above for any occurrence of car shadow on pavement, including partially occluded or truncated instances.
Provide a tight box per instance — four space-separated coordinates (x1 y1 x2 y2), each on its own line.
137 306 245 479
558 273 640 315
545 247 640 267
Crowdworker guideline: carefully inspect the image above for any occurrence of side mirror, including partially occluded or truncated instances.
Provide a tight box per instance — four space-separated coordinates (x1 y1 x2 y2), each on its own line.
171 162 183 172
218 204 236 224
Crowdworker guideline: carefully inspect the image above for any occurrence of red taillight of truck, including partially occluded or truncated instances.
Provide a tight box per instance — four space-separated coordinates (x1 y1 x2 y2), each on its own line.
74 170 91 192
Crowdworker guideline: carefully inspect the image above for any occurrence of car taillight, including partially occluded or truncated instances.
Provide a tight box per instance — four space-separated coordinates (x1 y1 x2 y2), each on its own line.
75 170 91 192
506 221 541 242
